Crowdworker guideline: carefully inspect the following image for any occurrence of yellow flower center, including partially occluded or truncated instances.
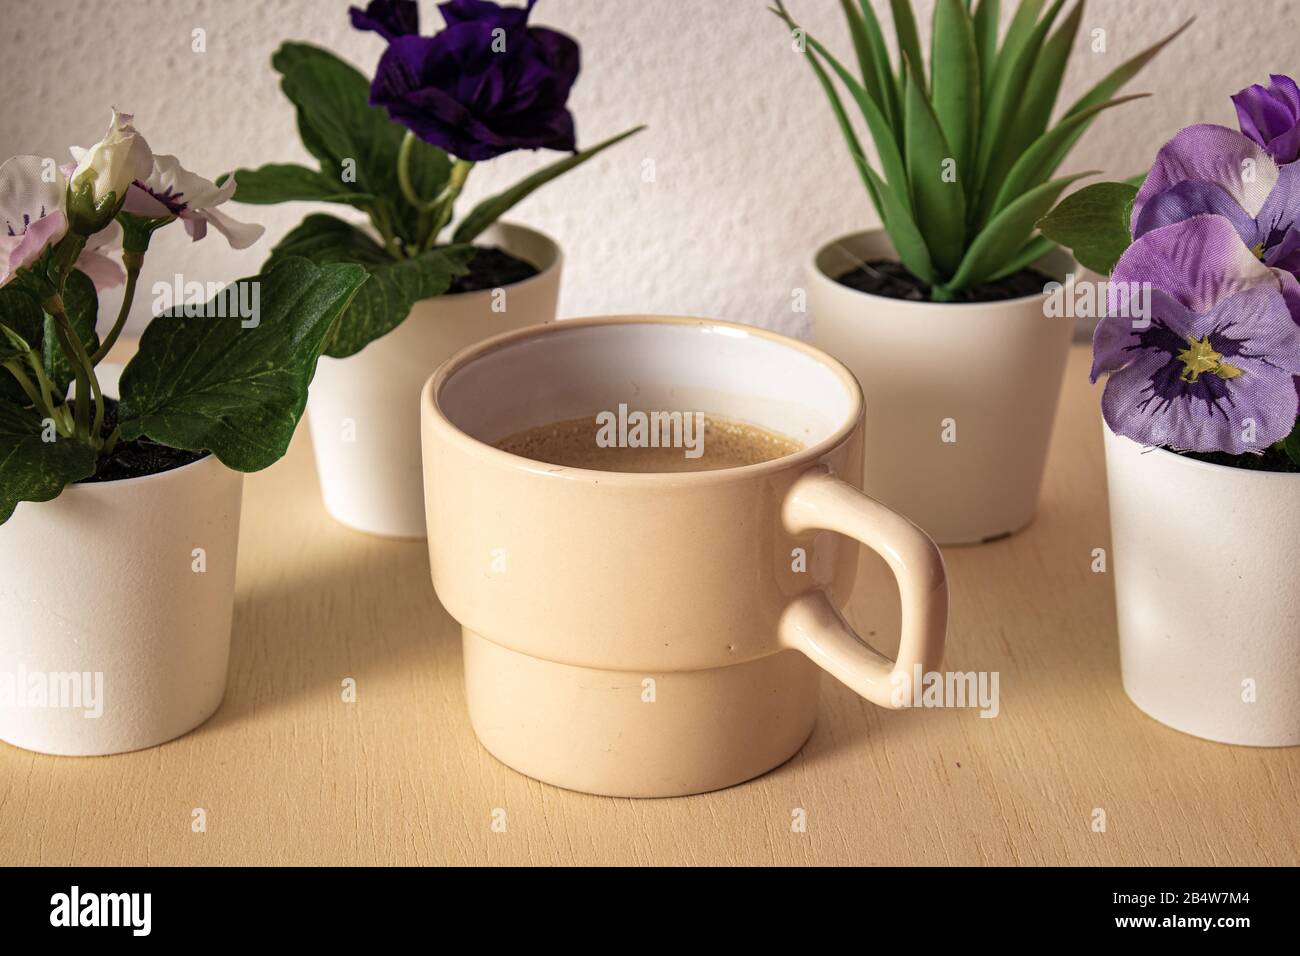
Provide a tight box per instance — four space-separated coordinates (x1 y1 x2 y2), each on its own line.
1177 336 1243 383
1251 242 1268 261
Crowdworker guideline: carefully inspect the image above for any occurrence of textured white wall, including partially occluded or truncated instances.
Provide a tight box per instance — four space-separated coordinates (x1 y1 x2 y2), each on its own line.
0 0 1282 339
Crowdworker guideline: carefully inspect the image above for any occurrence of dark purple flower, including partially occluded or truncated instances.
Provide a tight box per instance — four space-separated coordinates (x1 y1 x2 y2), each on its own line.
1233 74 1300 165
1094 215 1300 453
350 0 420 42
1131 125 1300 280
369 0 579 161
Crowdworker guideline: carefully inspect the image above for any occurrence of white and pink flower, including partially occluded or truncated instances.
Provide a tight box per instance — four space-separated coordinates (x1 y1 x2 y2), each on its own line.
0 155 69 289
123 155 264 249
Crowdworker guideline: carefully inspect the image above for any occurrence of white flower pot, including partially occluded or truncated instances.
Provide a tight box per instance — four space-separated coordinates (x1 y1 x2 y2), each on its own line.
0 365 243 755
1104 427 1300 746
307 222 562 538
807 229 1075 544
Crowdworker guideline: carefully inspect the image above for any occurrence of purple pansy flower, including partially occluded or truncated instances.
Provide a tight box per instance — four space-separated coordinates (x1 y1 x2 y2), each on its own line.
1131 125 1300 280
349 0 420 42
1094 215 1300 453
1232 74 1300 165
368 0 579 161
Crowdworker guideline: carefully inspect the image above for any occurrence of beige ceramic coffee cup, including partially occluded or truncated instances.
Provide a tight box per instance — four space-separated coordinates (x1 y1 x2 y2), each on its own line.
421 316 947 797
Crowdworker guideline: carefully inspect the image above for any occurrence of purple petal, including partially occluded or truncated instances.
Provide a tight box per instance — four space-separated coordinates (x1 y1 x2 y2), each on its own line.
369 9 581 159
1257 161 1300 260
349 0 419 42
1132 179 1264 247
439 0 535 29
1134 125 1279 229
1101 286 1300 453
1111 214 1278 314
1092 287 1191 381
1232 74 1300 163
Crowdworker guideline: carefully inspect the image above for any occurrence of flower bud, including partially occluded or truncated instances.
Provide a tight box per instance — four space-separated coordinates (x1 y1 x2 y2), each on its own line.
66 109 153 235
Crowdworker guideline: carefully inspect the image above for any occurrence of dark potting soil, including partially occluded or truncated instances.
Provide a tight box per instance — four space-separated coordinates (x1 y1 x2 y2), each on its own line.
835 260 1054 303
78 398 208 484
448 246 541 294
1183 447 1299 474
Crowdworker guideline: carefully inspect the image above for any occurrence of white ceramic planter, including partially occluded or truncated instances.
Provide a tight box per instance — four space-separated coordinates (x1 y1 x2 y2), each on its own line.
0 367 243 755
808 229 1076 544
1104 427 1300 747
308 222 562 538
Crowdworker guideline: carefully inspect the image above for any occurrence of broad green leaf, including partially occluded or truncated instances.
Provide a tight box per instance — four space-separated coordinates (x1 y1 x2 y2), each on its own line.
1063 17 1194 119
0 402 98 525
44 269 99 398
221 163 375 206
946 170 1094 291
266 213 392 268
1034 180 1138 274
931 0 981 187
972 0 1000 97
903 59 965 276
839 0 897 133
452 125 646 245
0 285 42 345
266 214 475 358
279 58 402 198
863 164 938 285
0 286 44 406
987 234 1058 281
974 0 1066 209
988 94 1147 218
776 10 912 213
1280 425 1300 468
887 0 926 94
269 42 452 243
271 43 369 174
117 257 369 472
271 41 343 79
1009 0 1085 159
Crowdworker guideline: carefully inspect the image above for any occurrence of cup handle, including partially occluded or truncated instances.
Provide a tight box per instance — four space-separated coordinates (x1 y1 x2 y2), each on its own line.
779 468 948 709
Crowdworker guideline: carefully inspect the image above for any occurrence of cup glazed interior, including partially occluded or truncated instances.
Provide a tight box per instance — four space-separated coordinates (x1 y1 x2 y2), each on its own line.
436 319 858 453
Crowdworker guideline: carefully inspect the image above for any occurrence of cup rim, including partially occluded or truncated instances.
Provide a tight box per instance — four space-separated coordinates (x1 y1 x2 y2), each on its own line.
423 314 865 485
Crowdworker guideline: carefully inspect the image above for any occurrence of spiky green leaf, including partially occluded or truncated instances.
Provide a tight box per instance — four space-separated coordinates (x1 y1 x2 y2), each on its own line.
931 0 981 188
946 171 1094 291
988 94 1147 218
904 58 966 276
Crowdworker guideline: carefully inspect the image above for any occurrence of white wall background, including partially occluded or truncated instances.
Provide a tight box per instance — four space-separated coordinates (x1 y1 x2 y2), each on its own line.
0 0 1283 339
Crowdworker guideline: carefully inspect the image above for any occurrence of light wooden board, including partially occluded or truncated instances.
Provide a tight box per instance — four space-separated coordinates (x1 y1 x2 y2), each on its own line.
2 345 1297 866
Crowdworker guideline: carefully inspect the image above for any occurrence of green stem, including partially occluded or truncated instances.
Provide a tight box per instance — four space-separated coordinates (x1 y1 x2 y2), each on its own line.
423 160 474 252
47 296 103 446
2 360 45 412
103 425 121 457
397 130 437 212
89 251 143 365
369 202 405 260
25 351 70 434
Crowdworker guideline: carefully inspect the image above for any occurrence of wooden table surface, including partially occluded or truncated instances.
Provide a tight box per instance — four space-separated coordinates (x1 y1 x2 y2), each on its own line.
2 344 1297 867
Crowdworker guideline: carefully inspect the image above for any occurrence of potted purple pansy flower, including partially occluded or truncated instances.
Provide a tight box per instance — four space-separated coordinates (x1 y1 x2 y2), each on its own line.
228 0 644 538
1039 75 1300 747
